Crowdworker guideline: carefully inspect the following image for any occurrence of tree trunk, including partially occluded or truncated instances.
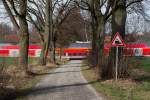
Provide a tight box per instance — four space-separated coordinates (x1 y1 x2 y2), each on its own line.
39 42 47 65
105 0 127 79
90 0 106 79
53 38 56 63
39 0 52 66
91 18 99 67
89 0 106 79
18 0 29 72
2 0 29 73
90 0 98 67
60 48 62 61
96 17 105 79
49 0 55 64
19 17 29 70
49 42 55 63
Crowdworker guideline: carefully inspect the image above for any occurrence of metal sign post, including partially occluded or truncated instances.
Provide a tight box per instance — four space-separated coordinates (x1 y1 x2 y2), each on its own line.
115 46 119 81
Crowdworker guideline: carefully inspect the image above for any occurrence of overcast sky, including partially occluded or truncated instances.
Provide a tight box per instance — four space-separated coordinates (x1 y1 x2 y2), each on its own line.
0 0 150 33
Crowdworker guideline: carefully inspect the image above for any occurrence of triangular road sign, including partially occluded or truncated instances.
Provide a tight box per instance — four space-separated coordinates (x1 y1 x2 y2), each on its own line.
111 32 125 47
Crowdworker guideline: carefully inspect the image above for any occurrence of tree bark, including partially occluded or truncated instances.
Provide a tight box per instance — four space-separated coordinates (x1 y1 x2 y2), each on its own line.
90 0 99 67
106 0 127 79
40 42 47 65
2 0 19 30
41 0 51 65
49 0 55 64
90 0 106 79
18 0 29 71
3 0 29 72
97 17 105 79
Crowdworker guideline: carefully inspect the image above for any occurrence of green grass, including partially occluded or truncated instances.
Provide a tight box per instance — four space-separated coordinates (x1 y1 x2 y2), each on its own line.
93 82 128 100
133 57 150 73
0 57 18 65
81 64 150 100
132 82 150 100
0 57 38 67
81 66 128 100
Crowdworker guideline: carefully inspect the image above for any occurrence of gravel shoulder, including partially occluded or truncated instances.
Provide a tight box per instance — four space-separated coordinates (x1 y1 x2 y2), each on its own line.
27 60 104 100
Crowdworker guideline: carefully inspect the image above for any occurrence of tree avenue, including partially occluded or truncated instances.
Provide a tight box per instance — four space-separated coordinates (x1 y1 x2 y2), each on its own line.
1 0 150 99
75 0 144 79
1 0 145 78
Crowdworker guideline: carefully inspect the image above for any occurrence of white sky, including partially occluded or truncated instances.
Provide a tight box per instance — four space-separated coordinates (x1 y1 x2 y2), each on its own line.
0 0 150 33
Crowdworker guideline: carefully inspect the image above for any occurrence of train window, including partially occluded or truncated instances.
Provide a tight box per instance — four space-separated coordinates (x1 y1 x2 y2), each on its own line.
81 53 84 55
78 53 82 56
69 53 72 56
73 53 76 56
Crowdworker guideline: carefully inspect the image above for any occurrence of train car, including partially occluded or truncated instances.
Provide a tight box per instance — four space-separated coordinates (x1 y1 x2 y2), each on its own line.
63 42 91 59
143 48 150 57
104 43 147 56
0 45 42 57
0 43 150 58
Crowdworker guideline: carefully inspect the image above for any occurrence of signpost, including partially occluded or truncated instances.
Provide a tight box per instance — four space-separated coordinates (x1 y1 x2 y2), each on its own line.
111 32 125 81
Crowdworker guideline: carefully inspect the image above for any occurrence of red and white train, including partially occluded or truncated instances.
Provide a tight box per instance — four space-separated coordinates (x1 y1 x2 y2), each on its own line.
0 42 150 58
104 43 147 56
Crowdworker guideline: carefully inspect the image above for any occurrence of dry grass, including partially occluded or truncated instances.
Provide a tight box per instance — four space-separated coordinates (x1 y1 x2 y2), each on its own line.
0 57 62 100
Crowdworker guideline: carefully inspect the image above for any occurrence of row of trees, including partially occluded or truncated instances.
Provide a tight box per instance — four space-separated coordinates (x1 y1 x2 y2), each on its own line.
1 0 84 74
1 0 145 79
75 0 144 79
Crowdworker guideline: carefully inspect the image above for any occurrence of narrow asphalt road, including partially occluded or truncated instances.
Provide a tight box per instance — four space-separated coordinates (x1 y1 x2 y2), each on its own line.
27 60 104 100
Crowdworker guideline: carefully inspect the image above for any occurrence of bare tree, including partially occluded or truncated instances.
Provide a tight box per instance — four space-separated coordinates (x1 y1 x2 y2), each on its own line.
27 0 74 65
104 0 144 79
2 0 29 73
75 0 144 79
75 0 112 79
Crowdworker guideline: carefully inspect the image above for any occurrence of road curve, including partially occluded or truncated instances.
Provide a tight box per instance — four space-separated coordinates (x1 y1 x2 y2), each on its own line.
27 60 104 100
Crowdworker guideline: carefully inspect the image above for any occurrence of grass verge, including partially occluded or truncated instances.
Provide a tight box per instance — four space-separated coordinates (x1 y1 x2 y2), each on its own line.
132 57 150 73
81 62 150 100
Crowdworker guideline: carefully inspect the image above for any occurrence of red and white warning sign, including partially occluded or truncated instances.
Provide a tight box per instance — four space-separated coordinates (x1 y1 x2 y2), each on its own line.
111 32 125 47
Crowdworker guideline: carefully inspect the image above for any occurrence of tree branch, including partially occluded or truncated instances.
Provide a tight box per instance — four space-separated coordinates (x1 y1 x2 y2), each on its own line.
126 0 143 8
2 0 19 30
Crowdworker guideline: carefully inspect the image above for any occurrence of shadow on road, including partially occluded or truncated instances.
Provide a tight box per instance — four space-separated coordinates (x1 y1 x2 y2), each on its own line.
2 60 93 100
31 70 81 76
3 81 98 100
